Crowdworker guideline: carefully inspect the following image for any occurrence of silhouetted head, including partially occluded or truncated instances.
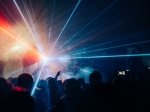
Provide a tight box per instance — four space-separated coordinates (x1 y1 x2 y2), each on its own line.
65 78 80 95
89 70 102 87
47 78 58 90
0 77 12 96
18 73 34 92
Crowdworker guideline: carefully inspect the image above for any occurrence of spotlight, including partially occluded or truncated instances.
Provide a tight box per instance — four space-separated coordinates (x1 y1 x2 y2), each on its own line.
13 45 20 50
43 56 48 61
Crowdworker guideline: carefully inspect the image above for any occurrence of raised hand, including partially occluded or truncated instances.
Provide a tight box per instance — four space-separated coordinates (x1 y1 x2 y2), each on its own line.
55 71 61 79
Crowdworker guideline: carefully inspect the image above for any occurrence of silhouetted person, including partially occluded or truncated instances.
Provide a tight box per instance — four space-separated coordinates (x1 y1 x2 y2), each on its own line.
0 60 4 76
0 77 13 97
17 73 46 112
18 73 34 93
65 78 81 97
0 78 13 112
82 71 102 111
5 86 34 112
89 70 102 87
47 77 61 107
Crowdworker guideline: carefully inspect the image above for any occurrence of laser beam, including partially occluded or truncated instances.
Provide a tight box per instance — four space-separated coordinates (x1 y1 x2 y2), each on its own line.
68 39 150 56
31 61 46 96
57 0 118 50
0 27 44 59
49 0 81 53
13 0 43 53
22 0 43 53
82 32 148 50
62 53 150 59
48 0 55 39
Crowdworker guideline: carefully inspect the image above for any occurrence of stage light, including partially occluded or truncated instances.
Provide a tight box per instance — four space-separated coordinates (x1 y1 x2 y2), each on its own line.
13 45 20 50
43 57 48 61
0 27 45 59
39 55 49 62
13 0 43 53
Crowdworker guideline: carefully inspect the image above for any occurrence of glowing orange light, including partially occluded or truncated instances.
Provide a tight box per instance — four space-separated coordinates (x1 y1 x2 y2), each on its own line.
0 15 10 28
0 26 44 59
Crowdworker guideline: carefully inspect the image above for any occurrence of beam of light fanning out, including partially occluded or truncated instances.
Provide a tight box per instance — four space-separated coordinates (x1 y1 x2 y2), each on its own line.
0 27 44 59
13 0 43 54
49 0 81 53
22 0 44 53
57 0 118 50
48 0 55 39
68 39 150 56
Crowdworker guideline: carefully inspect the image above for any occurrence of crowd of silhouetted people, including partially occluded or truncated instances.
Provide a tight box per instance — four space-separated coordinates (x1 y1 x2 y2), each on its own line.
0 69 150 112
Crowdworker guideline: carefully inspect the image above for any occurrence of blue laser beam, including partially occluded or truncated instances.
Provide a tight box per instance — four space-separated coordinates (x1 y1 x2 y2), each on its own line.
63 29 150 56
31 61 46 96
67 39 150 56
48 0 55 39
61 12 139 53
60 53 150 60
57 0 118 50
49 0 81 54
80 31 149 51
13 0 43 53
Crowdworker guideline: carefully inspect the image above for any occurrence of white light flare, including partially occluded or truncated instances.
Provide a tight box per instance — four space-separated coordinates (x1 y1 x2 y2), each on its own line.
13 0 43 54
12 45 20 50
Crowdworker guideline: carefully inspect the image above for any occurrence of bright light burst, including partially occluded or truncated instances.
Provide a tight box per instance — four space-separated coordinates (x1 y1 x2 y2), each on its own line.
0 0 149 81
0 0 80 80
13 45 20 50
